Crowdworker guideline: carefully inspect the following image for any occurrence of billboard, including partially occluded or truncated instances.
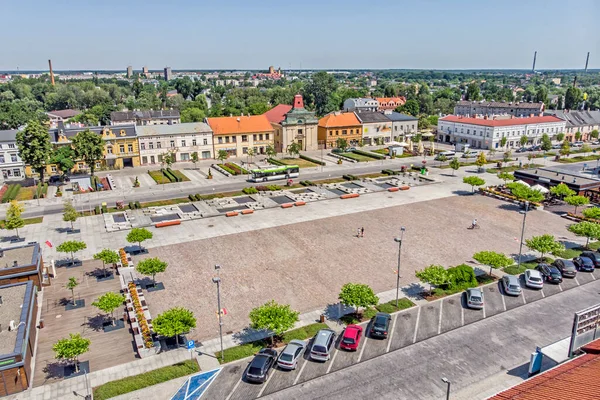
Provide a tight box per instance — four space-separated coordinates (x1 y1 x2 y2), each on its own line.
568 304 600 357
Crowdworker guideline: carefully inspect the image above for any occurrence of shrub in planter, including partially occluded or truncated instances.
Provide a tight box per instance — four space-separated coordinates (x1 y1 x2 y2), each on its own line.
95 206 101 215
129 202 135 210
446 264 477 290
194 194 202 201
101 205 108 213
266 184 282 191
135 201 141 209
188 194 196 201
243 187 259 194
337 159 343 165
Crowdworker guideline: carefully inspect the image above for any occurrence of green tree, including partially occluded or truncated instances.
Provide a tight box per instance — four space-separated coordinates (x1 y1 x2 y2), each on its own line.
564 195 589 214
57 240 87 266
436 153 447 167
449 157 460 176
475 152 487 168
465 82 480 101
286 142 301 158
503 150 512 167
162 151 176 169
303 71 338 116
71 129 104 176
525 234 564 259
336 138 349 152
246 147 255 164
575 131 582 141
136 257 168 286
581 143 592 156
92 292 125 326
591 130 599 140
52 333 91 373
50 146 76 177
265 144 277 159
556 133 565 142
500 136 508 149
473 251 514 276
62 201 78 231
93 248 119 278
565 86 583 110
180 108 205 123
541 133 552 152
568 221 600 248
153 307 197 346
16 120 52 181
190 152 199 169
497 172 514 185
126 227 153 251
5 200 25 238
396 99 419 116
338 283 379 314
249 300 299 344
463 176 486 193
217 149 228 164
415 264 448 292
507 182 545 203
66 277 79 306
519 135 528 147
549 183 576 199
535 86 549 105
582 207 600 220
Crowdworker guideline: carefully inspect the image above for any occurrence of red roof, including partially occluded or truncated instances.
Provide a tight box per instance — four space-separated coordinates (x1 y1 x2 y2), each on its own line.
264 104 292 124
440 115 563 127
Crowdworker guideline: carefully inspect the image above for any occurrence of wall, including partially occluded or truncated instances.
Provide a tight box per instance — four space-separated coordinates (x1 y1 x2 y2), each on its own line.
213 131 274 158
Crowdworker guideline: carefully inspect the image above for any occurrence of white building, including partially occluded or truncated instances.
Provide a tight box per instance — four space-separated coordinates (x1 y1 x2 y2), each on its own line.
0 130 25 182
343 98 379 113
136 123 213 165
454 100 545 117
437 115 566 150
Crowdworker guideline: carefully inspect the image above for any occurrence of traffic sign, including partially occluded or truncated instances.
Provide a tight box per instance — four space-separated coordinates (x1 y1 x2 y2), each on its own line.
187 340 195 351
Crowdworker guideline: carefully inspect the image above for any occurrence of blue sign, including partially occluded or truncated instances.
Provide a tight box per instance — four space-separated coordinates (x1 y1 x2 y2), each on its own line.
187 340 195 350
584 163 588 168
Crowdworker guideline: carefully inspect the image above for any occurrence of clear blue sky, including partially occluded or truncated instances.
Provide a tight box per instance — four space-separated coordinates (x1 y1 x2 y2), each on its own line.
1 0 598 71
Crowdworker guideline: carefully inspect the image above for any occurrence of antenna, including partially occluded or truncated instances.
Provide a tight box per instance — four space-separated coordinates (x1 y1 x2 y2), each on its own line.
532 51 537 72
585 52 590 73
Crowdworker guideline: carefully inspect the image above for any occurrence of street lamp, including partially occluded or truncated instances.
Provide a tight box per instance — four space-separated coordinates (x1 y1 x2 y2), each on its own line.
212 276 224 363
517 201 530 269
394 227 406 308
441 377 451 400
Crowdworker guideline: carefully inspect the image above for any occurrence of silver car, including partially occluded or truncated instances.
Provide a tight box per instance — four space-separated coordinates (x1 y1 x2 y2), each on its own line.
277 339 305 370
310 329 336 362
525 269 544 289
466 288 484 309
501 275 522 296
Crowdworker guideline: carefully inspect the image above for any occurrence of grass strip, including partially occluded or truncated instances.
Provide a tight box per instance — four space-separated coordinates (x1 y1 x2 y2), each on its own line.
0 216 43 229
375 298 416 314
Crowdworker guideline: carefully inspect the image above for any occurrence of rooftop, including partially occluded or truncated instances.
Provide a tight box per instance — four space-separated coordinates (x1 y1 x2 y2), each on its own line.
0 129 18 142
440 115 564 127
383 111 418 122
110 110 180 121
135 122 212 137
264 104 293 124
46 109 81 119
354 111 391 124
0 245 36 270
0 282 30 356
544 110 600 128
456 100 544 109
206 115 274 135
318 112 361 128
514 167 600 189
49 125 137 141
376 97 406 104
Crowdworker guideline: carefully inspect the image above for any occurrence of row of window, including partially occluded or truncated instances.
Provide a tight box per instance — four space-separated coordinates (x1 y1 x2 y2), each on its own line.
140 138 208 150
2 168 21 178
0 143 16 149
328 129 358 136
107 144 134 154
216 134 270 144
445 124 563 138
0 154 19 163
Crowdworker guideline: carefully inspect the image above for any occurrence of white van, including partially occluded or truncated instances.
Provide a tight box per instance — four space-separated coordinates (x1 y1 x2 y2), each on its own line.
435 151 455 160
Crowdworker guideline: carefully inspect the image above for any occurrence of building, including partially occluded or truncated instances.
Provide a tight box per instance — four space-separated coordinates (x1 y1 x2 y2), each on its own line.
253 66 283 80
343 98 378 113
0 242 47 288
207 115 275 158
0 130 25 183
513 166 600 197
142 66 149 78
265 95 319 152
383 111 418 140
376 97 406 111
0 281 38 396
136 122 214 165
318 112 362 149
354 111 393 145
437 115 566 149
164 67 172 81
126 66 133 78
545 110 600 142
110 110 180 126
46 109 82 128
454 100 545 117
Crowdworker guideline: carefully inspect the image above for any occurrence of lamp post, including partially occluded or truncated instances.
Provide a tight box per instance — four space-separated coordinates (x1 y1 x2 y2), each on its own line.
212 264 224 363
394 227 406 308
441 377 451 400
517 201 530 268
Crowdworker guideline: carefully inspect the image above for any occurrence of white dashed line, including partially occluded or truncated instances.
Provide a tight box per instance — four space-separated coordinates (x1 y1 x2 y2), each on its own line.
461 305 465 325
437 300 444 335
412 307 421 344
386 314 398 353
521 290 527 305
293 360 308 386
225 378 242 400
591 273 596 280
257 370 276 398
326 350 338 374
482 300 486 319
501 292 507 311
357 336 368 363
541 289 545 298
574 277 580 286
558 283 563 292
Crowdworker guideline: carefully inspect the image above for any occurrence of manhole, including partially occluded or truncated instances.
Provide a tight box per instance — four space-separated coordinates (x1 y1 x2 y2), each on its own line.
448 299 455 305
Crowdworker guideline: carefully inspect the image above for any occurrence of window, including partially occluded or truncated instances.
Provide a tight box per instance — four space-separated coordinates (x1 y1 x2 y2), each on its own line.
342 130 347 135
467 129 470 134
141 143 146 150
170 140 175 147
242 147 248 154
225 137 230 143
335 130 339 136
51 165 57 172
232 136 236 143
149 142 154 149
142 156 147 164
203 138 208 145
192 139 197 146
218 137 223 144
242 135 248 142
253 134 257 141
329 132 333 136
96 162 101 168
119 144 125 153
107 146 113 154
298 129 303 135
181 140 186 147
259 134 263 140
13 169 20 177
180 153 189 161
0 156 4 163
78 163 84 169
128 144 133 152
8 144 15 149
157 142 162 148
265 134 269 140
202 151 211 158
0 144 2 149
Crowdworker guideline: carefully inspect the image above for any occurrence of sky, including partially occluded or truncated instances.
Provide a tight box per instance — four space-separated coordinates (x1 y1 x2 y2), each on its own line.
1 0 599 71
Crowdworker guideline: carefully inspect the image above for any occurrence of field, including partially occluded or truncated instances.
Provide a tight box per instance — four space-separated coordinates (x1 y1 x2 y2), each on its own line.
278 157 318 168
341 152 378 162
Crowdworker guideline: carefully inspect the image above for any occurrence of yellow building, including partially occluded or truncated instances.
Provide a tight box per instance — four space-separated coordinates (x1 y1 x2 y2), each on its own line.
206 115 275 158
317 112 362 149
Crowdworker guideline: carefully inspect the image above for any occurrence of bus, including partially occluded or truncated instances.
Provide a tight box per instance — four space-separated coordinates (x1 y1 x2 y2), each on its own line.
249 165 299 182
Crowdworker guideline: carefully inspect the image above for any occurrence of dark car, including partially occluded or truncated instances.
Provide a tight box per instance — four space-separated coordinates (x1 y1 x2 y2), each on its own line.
516 147 528 153
581 251 600 268
246 348 277 383
573 256 595 272
48 175 69 185
370 312 391 339
552 259 577 278
536 263 563 284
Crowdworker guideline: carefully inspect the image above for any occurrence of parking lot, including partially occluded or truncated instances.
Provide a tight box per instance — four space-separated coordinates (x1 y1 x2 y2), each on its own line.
202 267 600 400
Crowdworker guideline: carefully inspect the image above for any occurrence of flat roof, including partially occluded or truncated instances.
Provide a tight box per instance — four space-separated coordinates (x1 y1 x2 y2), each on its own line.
0 282 32 357
514 168 600 188
0 245 36 270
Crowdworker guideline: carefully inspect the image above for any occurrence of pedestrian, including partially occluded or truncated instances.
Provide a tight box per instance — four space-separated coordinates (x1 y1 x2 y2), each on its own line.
361 227 364 237
357 228 361 238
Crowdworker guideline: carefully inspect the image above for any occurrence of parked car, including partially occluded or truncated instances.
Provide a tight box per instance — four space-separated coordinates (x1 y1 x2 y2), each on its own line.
465 288 484 309
536 264 563 284
573 256 595 272
340 324 363 351
501 275 522 296
461 152 477 158
571 142 583 148
370 312 392 339
552 259 578 278
516 147 529 153
435 151 456 160
592 140 600 145
531 145 542 151
310 329 336 361
552 144 562 149
580 251 600 267
277 340 305 370
524 269 544 289
347 147 357 152
246 348 278 382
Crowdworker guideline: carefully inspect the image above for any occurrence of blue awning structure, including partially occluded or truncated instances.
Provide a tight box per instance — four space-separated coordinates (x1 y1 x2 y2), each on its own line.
171 368 221 400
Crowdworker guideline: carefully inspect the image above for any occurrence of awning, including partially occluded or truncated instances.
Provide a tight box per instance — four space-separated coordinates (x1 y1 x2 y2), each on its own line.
531 184 549 193
515 180 531 187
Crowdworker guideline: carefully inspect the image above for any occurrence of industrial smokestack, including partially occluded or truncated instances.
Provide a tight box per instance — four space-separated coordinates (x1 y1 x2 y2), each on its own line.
48 59 55 86
585 52 590 72
532 51 537 72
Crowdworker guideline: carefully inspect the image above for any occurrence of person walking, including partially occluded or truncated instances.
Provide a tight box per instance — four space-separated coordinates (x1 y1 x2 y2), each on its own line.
361 227 365 237
357 228 361 238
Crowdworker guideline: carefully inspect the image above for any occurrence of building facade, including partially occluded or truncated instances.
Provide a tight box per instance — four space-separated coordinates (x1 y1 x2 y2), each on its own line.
206 115 275 158
343 98 378 113
545 110 600 142
383 111 418 140
46 110 81 128
437 115 566 149
376 97 406 111
265 95 319 152
110 110 180 126
164 67 172 81
0 130 25 183
136 123 214 165
454 100 545 117
318 112 362 149
354 111 393 145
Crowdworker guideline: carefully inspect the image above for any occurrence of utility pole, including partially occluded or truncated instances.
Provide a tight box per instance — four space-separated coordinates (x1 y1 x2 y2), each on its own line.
517 202 529 269
212 264 224 363
394 227 406 308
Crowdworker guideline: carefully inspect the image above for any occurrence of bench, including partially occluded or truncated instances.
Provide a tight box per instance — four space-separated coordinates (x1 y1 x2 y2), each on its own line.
225 211 239 217
241 209 254 215
399 186 410 191
340 193 360 199
294 201 306 206
155 220 181 228
281 203 294 208
387 187 400 192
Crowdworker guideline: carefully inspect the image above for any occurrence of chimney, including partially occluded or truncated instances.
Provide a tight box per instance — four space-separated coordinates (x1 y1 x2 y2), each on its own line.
293 94 304 109
48 59 55 86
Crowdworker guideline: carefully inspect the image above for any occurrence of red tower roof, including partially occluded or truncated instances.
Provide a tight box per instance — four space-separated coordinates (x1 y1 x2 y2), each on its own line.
293 94 304 109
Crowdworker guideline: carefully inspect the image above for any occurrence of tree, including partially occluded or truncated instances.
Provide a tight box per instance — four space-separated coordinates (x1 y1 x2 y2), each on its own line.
591 130 599 140
549 183 575 199
57 240 86 266
286 142 301 158
565 86 583 110
338 283 379 314
503 150 512 167
497 172 514 185
50 146 75 177
463 176 485 193
568 221 600 248
535 86 549 105
500 136 508 149
519 135 528 147
71 129 104 176
265 144 277 159
249 300 299 344
556 133 565 142
507 182 545 203
136 257 168 286
126 227 153 251
303 71 338 116
5 200 25 238
92 292 125 326
336 138 349 152
449 157 460 176
190 152 199 169
475 152 487 168
582 207 600 220
217 149 228 164
581 144 592 156
63 201 78 231
473 251 513 276
246 147 255 164
465 83 480 101
415 264 448 293
525 234 564 259
541 133 552 152
16 120 52 181
52 333 91 373
162 151 176 169
93 248 119 278
153 307 197 346
396 99 419 116
66 277 79 306
564 195 589 214
436 153 447 167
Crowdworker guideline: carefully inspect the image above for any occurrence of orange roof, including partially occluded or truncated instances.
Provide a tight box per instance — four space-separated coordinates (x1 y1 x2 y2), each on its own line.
440 115 564 127
206 115 274 135
376 97 406 104
318 112 361 128
264 104 292 124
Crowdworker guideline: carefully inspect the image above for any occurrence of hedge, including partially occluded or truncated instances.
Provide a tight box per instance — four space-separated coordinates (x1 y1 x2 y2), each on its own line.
352 149 385 160
343 174 358 181
135 201 141 209
1 184 21 203
300 180 315 186
94 206 101 215
188 194 196 201
220 164 236 175
225 163 249 175
267 158 286 166
129 202 135 210
163 168 179 183
299 154 325 166
194 194 202 201
382 169 395 175
243 187 259 194
101 205 108 213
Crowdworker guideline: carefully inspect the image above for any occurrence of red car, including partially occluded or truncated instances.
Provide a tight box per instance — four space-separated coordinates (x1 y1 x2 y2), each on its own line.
340 324 363 351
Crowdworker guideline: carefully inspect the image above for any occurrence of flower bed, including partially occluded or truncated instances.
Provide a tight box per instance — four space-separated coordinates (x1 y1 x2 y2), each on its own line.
119 248 129 266
224 163 249 175
128 282 153 349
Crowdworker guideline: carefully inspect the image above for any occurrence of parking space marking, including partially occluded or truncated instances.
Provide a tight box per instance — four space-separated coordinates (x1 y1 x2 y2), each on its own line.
293 360 308 386
591 273 596 280
559 283 563 292
225 379 242 400
437 300 444 334
541 289 545 298
386 314 398 353
521 290 527 305
482 301 486 319
501 293 506 311
461 306 465 325
357 336 369 363
326 350 338 374
575 277 580 286
412 307 421 344
257 370 276 398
